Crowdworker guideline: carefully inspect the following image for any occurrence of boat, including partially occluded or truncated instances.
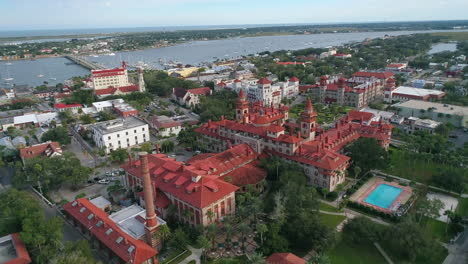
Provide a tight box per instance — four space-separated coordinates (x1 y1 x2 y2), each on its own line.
5 62 12 65
92 55 99 58
37 74 44 78
50 77 57 81
108 53 116 56
4 77 13 81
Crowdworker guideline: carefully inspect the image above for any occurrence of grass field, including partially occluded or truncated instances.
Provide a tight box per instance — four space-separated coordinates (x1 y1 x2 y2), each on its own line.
457 198 468 216
431 32 468 41
383 148 458 184
319 213 346 229
426 219 454 243
328 240 387 264
319 202 342 213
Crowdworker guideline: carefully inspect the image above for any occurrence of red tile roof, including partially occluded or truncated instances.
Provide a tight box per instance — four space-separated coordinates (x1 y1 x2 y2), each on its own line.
188 87 211 95
123 154 239 209
20 142 62 160
289 77 300 82
348 110 374 122
95 87 118 96
257 77 272 84
173 87 188 98
54 103 82 109
266 253 306 264
63 199 157 264
352 71 394 79
118 85 140 93
4 233 32 264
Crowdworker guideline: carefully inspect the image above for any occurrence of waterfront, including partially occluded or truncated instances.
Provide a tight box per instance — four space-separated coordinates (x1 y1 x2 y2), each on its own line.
1 29 467 87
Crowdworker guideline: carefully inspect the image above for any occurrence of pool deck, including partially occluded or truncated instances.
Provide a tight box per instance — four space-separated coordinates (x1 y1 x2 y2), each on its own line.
350 177 413 214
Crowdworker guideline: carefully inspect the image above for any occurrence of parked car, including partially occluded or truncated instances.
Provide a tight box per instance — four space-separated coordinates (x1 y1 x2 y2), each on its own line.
98 179 110 184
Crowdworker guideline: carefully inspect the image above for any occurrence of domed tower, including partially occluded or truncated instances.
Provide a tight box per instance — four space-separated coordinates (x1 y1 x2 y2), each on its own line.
235 89 249 123
384 77 396 103
300 99 317 140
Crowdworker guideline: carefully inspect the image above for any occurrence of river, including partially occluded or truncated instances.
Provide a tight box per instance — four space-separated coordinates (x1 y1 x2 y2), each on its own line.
1 29 467 87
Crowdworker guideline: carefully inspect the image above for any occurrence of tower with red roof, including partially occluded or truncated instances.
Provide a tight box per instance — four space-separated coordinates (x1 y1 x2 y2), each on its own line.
300 99 317 140
384 77 396 103
235 89 250 123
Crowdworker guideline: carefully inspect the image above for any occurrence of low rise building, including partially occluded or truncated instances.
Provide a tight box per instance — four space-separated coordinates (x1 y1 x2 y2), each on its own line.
19 141 62 164
392 100 468 128
0 233 32 264
90 117 150 153
172 87 212 108
151 116 182 137
406 117 441 134
54 103 82 114
384 86 445 102
266 252 305 264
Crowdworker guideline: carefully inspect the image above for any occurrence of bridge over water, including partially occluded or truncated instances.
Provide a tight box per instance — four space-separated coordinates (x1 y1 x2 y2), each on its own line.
64 55 105 70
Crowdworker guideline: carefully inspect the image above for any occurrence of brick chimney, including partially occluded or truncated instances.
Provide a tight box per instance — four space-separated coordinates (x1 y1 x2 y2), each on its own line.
139 152 159 249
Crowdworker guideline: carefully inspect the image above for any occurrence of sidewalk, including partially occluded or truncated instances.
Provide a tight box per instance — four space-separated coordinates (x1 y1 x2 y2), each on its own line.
180 246 202 264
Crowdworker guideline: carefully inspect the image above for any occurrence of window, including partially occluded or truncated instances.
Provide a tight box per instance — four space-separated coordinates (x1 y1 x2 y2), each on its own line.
106 229 113 235
142 127 145 131
116 237 123 244
117 134 120 138
79 207 86 213
108 136 111 140
126 132 128 136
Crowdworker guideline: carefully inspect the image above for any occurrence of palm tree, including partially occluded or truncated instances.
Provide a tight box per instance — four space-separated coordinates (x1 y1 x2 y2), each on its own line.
247 252 266 264
256 223 268 245
223 223 234 249
196 235 210 261
353 166 361 182
183 209 194 225
238 223 250 251
206 209 215 224
206 223 218 250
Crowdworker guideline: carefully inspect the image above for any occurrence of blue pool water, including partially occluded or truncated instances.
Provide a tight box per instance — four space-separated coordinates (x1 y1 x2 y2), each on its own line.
364 184 403 209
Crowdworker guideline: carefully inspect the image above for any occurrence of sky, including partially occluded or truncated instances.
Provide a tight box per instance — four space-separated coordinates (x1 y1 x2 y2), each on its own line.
1 0 468 30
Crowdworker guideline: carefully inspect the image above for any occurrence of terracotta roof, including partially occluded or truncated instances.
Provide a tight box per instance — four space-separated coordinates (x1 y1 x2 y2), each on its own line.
223 159 266 186
217 81 227 86
123 154 239 209
188 87 211 95
63 199 157 264
352 71 394 79
118 85 140 93
3 233 32 264
257 77 272 84
348 110 374 122
54 103 82 109
234 79 241 83
20 142 62 160
289 77 300 82
266 253 306 264
95 87 118 96
173 87 187 98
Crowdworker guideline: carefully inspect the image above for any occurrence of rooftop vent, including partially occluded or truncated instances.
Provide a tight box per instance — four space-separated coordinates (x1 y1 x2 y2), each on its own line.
71 201 78 207
96 221 103 227
87 213 94 220
116 237 123 244
79 207 86 213
106 228 113 235
128 245 135 253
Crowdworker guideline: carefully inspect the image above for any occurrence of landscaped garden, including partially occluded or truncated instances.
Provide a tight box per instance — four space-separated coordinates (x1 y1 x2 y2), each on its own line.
288 102 353 124
319 213 346 229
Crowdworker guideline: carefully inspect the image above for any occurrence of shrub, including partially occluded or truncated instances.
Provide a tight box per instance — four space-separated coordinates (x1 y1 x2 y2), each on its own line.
75 193 86 199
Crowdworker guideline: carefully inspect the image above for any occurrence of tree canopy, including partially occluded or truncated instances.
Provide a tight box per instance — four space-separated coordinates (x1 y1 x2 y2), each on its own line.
344 137 388 174
41 126 71 145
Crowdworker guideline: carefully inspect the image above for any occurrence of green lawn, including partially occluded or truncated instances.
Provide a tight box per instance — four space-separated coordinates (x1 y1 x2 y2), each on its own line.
328 240 387 264
383 148 458 185
319 213 346 229
319 202 342 213
457 198 468 216
426 219 454 243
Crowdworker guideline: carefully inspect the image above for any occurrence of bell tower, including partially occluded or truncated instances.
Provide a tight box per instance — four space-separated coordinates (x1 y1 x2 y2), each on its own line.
236 89 249 123
300 99 317 140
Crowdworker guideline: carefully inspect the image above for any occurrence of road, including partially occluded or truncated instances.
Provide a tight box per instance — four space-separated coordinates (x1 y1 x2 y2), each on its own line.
443 227 468 264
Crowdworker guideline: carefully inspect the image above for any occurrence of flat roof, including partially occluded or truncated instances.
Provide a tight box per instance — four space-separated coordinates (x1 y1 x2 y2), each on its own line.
0 235 17 263
393 86 445 97
91 117 147 135
393 100 468 116
90 196 111 210
109 205 166 240
414 118 441 128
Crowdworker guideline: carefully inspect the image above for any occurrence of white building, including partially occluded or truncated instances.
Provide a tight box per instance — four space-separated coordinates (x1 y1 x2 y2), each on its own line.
91 62 145 97
217 77 299 106
90 117 149 153
151 115 182 137
385 86 446 103
393 100 468 128
407 117 441 134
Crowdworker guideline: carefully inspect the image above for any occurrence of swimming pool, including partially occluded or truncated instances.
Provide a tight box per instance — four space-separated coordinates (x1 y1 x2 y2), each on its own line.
365 184 403 209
